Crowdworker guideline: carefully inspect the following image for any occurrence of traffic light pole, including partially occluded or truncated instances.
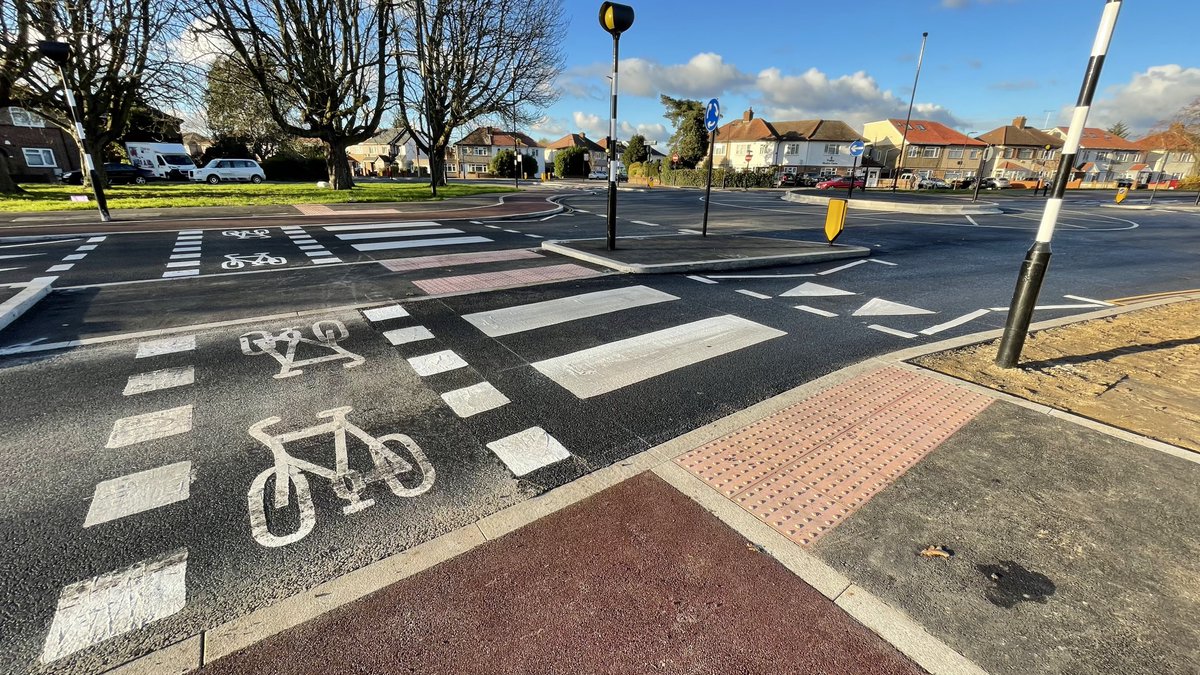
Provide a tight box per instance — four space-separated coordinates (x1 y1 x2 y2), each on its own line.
605 34 620 251
702 128 715 237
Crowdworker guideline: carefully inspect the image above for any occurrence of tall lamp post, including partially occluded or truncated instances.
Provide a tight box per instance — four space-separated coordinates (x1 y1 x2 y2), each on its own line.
36 40 110 222
892 32 928 193
598 2 634 251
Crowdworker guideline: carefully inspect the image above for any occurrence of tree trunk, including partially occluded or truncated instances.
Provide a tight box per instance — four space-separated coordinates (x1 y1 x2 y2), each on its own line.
325 142 355 190
427 151 447 195
0 153 25 195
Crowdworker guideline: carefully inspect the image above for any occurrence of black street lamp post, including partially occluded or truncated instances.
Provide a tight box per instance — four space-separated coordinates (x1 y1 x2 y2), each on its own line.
598 2 634 251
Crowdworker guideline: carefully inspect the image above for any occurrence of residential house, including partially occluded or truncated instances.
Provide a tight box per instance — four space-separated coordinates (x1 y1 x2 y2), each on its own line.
977 116 1063 182
712 109 864 176
182 132 214 158
1131 126 1197 186
597 137 666 168
346 128 430 176
544 132 605 175
1045 126 1143 187
450 126 542 178
0 106 79 182
862 119 986 182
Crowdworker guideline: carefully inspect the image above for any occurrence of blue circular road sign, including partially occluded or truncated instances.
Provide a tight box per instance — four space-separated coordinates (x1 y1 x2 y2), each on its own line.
849 140 865 157
705 99 720 132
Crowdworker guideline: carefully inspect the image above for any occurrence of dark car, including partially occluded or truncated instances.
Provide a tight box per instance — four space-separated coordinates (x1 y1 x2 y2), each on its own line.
796 173 820 187
775 173 798 188
951 177 976 189
61 162 155 186
815 176 866 190
1115 178 1133 188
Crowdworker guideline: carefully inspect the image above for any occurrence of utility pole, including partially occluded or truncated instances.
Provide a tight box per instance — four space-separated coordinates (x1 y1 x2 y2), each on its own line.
599 2 634 251
893 32 928 192
996 0 1122 368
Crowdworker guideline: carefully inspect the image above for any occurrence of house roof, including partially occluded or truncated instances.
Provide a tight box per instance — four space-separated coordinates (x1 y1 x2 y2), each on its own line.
1054 126 1140 150
979 124 1063 148
715 117 776 142
361 128 410 146
1128 163 1148 171
1077 162 1097 172
457 126 540 148
802 120 866 142
1132 126 1197 151
998 161 1027 171
885 119 985 146
545 132 604 151
716 118 864 143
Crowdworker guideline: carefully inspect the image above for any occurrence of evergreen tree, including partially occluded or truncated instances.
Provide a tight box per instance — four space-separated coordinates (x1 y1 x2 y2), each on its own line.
660 95 708 167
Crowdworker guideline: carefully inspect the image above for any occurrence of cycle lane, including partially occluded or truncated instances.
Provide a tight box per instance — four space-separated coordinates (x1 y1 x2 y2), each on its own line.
0 306 600 675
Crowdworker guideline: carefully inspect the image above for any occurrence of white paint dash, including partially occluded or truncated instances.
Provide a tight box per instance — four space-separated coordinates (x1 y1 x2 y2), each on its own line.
780 282 855 297
83 462 192 527
362 304 409 322
62 254 86 261
853 298 935 317
75 245 98 252
707 273 816 279
441 381 510 418
162 269 200 278
486 427 570 477
463 286 678 338
736 290 772 300
525 234 544 238
136 335 195 359
1062 294 1112 307
165 260 201 268
383 326 435 346
867 324 918 339
178 230 202 235
123 366 195 396
172 246 201 253
105 405 193 448
869 259 898 266
818 259 869 275
630 220 659 227
407 350 468 377
351 236 492 252
86 236 107 243
794 305 838 317
169 253 201 260
323 221 441 232
484 225 502 229
46 264 74 272
335 228 462 241
679 228 702 234
311 257 342 264
919 309 991 336
686 275 718 284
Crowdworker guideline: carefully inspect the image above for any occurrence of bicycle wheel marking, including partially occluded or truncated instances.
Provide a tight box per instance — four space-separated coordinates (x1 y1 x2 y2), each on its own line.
246 406 436 548
222 252 287 270
239 320 365 378
222 229 271 239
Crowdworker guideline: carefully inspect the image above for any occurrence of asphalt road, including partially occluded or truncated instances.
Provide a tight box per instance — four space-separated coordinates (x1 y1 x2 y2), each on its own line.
0 187 1197 674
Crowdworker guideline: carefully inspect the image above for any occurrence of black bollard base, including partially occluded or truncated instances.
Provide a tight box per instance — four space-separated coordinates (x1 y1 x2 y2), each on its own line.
995 241 1052 368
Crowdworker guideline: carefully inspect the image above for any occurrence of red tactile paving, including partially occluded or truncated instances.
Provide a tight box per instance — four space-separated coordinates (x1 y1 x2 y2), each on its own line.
677 367 992 547
379 248 543 272
412 263 600 295
202 473 924 675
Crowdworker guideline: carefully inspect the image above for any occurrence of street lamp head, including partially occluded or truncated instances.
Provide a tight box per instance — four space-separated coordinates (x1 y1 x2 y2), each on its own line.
36 40 72 66
598 2 634 37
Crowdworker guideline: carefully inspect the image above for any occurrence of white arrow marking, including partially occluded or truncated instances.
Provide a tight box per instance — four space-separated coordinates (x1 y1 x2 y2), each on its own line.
853 298 936 316
794 305 838 317
868 324 917 339
818 260 868 275
1062 294 1112 306
920 309 991 335
780 282 855 297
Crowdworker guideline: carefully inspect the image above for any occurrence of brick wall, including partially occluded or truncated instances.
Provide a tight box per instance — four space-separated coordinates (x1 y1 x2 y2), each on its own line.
0 107 81 182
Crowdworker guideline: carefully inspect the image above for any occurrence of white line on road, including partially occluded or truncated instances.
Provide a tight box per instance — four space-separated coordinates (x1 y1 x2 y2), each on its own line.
304 250 332 257
486 427 570 477
736 290 772 299
407 350 469 376
162 269 200 278
870 259 898 266
966 215 980 227
919 309 991 336
46 264 74 272
686 275 718 284
441 382 511 418
0 266 22 272
178 230 202 235
532 315 786 399
780 282 855 297
335 228 462 241
136 335 196 358
0 253 42 259
323 221 442 232
867 324 918 339
679 228 702 234
484 225 502 229
463 285 678 338
707 273 816 279
123 366 195 396
362 304 409 322
298 244 325 250
172 246 201 253
1063 294 1113 307
83 462 192 527
74 244 97 252
987 304 1103 312
818 260 868 275
169 253 201 260
86 236 106 243
311 257 342 264
351 236 493 252
631 220 659 227
853 298 935 316
525 234 543 238
166 260 201 268
62 254 86 261
383 326 435 345
504 228 522 233
106 405 194 448
794 305 838 317
41 549 188 663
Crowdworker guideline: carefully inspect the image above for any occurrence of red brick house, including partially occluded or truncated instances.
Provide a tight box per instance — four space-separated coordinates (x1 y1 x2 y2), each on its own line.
1 106 80 182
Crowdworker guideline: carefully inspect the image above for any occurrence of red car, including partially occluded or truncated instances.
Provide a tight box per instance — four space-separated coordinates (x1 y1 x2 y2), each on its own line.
816 176 866 190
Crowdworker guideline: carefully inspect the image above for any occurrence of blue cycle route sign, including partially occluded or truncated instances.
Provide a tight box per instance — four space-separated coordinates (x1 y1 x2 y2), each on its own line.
849 139 865 157
705 99 720 133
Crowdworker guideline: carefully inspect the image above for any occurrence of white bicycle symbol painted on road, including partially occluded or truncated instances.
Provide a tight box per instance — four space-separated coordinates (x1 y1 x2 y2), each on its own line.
247 406 436 547
222 252 287 269
240 320 365 378
222 229 271 239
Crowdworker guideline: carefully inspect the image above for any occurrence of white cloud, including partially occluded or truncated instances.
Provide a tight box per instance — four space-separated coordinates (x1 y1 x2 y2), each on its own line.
1084 64 1200 134
170 17 228 67
560 52 752 100
754 67 965 129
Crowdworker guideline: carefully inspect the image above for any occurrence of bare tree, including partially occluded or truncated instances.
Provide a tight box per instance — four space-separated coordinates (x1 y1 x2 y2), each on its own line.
0 1 37 194
6 0 194 187
196 0 393 189
395 0 565 194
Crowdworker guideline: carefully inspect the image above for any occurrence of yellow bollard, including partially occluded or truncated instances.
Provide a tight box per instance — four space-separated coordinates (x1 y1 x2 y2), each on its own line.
825 198 847 244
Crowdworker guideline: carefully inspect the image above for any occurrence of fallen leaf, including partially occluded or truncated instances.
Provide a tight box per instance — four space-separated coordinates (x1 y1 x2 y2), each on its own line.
920 545 954 559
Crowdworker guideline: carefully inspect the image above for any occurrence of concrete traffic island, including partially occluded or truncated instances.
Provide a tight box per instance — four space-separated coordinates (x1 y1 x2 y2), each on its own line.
541 233 870 274
783 190 1002 215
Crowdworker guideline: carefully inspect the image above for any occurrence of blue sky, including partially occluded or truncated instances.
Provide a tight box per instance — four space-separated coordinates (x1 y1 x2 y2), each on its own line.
529 0 1200 145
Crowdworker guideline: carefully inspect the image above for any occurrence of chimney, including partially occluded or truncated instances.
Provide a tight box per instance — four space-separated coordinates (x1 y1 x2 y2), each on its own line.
1013 116 1027 129
743 108 754 121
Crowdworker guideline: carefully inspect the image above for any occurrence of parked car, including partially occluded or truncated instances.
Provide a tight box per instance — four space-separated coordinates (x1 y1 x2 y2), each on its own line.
815 176 866 190
587 169 608 180
775 173 798 188
1115 178 1133 188
190 158 266 184
918 177 951 190
61 162 155 186
951 177 976 190
796 173 820 187
979 177 1011 189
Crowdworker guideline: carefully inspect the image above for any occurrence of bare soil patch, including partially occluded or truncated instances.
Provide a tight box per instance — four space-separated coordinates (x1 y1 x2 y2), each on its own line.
913 299 1200 452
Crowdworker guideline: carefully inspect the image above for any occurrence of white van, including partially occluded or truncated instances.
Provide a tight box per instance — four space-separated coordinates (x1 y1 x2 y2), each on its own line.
126 143 196 180
190 158 266 184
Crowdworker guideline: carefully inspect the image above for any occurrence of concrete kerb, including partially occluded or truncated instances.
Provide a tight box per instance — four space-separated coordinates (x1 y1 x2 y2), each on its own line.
105 293 1198 675
0 276 54 333
782 191 1002 215
540 237 871 274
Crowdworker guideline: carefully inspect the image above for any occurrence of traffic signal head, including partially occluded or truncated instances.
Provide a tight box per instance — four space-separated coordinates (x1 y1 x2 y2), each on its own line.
599 2 634 36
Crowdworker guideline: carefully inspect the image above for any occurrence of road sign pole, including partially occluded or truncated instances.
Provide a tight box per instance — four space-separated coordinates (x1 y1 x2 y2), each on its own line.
847 154 859 199
599 2 634 252
702 129 716 237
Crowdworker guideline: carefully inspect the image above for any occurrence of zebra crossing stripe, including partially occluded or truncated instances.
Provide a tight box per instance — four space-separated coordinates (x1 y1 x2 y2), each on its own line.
383 326 435 345
323 221 442 232
123 366 195 396
462 286 678 338
41 549 188 662
334 228 462 241
83 462 192 527
486 427 570 476
351 236 492 252
362 304 408 322
532 315 786 399
136 335 195 358
311 257 342 264
441 382 510 418
407 350 468 376
105 405 193 448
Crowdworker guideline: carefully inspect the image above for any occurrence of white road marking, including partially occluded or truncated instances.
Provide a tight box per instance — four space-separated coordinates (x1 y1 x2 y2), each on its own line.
780 282 855 297
169 253 201 260
407 350 468 376
62 254 86 261
176 236 202 242
736 290 772 299
335 228 462 241
136 335 195 358
818 260 868 275
686 275 718 284
486 427 570 477
173 246 201 253
179 229 202 235
1063 294 1112 306
503 228 521 233
576 209 591 213
83 462 192 527
919 309 991 336
853 298 935 316
870 259 898 266
794 305 838 317
41 549 188 663
311 256 342 264
363 304 409 322
525 234 544 238
988 304 1104 312
867 324 918 339
86 236 106 243
383 326 435 345
46 264 74 272
441 382 511 418
532 315 786 399
631 220 659 226
0 266 22 272
463 286 678 338
166 260 201 268
966 215 980 227
352 236 493 252
240 321 363 378
162 269 200 278
484 225 502 229
707 273 816 279
323 221 442 232
0 253 42 259
470 220 482 225
299 244 326 250
106 405 194 448
679 228 702 234
123 366 195 396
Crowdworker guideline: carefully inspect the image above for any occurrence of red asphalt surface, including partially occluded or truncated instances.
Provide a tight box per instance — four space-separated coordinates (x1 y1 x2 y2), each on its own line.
201 473 924 675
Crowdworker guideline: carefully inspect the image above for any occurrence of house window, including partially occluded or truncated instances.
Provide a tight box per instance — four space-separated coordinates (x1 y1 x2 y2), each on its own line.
1003 148 1015 159
1040 149 1056 160
1179 152 1194 162
714 144 725 155
948 147 964 159
916 124 926 131
784 143 800 155
469 163 489 173
922 147 940 158
8 107 45 127
1018 148 1034 159
23 148 56 167
907 145 921 158
969 149 980 159
1094 151 1109 161
824 143 842 155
